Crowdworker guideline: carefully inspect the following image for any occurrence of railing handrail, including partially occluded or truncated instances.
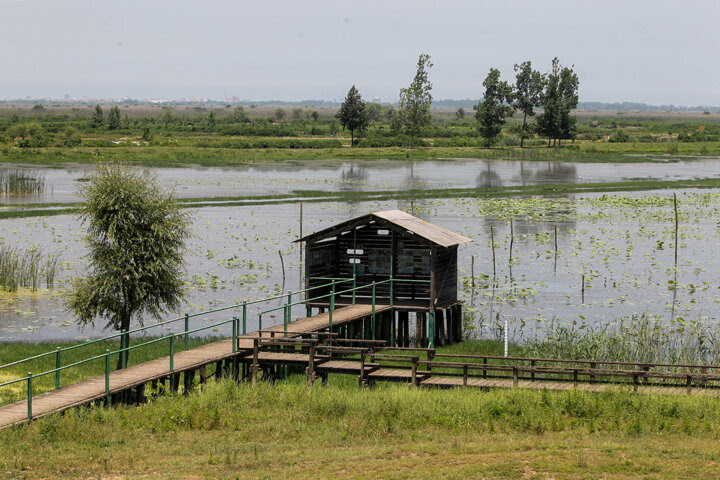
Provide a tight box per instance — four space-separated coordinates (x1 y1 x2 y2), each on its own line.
0 279 344 373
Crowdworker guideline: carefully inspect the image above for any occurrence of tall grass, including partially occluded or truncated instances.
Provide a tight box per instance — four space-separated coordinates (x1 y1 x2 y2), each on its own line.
521 313 720 365
0 246 61 292
0 168 45 196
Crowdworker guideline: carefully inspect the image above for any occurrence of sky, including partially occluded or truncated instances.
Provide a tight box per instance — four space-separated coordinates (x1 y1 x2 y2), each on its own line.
3 0 720 105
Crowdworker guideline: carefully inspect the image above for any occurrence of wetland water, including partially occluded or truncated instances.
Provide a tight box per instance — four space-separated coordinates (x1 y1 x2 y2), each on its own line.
2 156 720 205
1 187 719 342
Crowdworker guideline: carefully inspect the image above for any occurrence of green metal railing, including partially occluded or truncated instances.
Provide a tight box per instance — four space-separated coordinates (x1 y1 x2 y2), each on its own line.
0 275 432 422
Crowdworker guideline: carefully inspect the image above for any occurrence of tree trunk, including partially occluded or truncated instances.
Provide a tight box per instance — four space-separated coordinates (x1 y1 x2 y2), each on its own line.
547 137 551 147
350 129 354 147
116 313 131 370
520 112 527 148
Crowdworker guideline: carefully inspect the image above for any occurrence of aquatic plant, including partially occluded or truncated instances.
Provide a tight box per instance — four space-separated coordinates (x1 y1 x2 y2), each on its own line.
0 246 61 293
0 169 45 196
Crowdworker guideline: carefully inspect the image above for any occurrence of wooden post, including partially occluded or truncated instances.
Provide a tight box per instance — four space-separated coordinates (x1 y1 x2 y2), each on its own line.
673 193 679 268
278 250 286 290
307 342 316 386
581 274 585 303
251 338 259 384
199 365 207 384
554 224 558 274
509 219 514 281
471 255 475 290
410 357 418 387
490 225 496 283
512 367 518 387
463 365 468 386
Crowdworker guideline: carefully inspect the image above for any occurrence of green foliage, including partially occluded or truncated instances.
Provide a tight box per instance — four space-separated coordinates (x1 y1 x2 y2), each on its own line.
513 61 545 147
398 53 433 147
64 164 192 367
608 129 631 143
356 135 427 147
475 68 515 146
91 104 104 128
196 138 342 149
107 106 121 130
336 85 369 146
455 107 465 119
274 108 286 121
536 57 579 145
58 126 82 147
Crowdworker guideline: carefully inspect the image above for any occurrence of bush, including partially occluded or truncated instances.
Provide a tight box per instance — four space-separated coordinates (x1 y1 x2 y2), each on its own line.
608 130 631 143
196 138 342 149
356 135 427 147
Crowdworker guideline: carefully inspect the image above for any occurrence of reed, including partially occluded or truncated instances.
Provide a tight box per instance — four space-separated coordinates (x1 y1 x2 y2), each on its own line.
0 168 45 196
0 246 61 292
521 313 720 366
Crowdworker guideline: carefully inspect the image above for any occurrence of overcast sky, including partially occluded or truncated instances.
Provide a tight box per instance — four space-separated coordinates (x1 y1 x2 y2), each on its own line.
3 0 719 104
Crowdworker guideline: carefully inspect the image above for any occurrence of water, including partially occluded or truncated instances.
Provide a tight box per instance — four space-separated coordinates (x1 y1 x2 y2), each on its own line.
2 157 720 205
1 189 718 342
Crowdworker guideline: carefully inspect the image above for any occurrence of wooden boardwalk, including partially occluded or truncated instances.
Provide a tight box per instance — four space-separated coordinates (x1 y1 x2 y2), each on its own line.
0 304 389 429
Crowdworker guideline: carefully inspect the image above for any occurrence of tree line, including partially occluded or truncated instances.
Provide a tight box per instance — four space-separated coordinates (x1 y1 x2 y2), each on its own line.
337 54 578 147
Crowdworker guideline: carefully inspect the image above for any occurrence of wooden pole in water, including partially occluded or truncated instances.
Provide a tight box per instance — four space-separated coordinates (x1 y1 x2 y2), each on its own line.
554 224 558 274
278 250 286 290
411 200 415 216
299 202 303 290
509 219 514 282
673 193 678 269
490 226 496 285
471 255 475 290
581 273 585 303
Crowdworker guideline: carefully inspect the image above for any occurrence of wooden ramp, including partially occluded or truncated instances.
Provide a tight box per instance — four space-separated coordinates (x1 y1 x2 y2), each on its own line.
0 304 386 429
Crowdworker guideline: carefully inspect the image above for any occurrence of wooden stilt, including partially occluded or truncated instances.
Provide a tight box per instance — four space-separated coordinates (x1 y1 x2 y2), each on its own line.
199 365 207 384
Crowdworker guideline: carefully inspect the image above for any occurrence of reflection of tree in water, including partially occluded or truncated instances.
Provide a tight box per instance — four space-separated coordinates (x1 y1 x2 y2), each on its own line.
399 162 431 215
532 162 578 185
476 162 503 189
339 164 368 192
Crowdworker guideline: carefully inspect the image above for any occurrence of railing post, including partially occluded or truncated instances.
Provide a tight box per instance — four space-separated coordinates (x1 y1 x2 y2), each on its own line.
258 313 263 332
371 282 376 339
283 304 288 337
121 329 127 369
169 335 175 373
55 347 61 390
27 372 32 421
329 282 335 330
232 316 238 353
105 349 110 401
184 313 190 351
429 309 435 348
242 301 247 335
390 278 394 309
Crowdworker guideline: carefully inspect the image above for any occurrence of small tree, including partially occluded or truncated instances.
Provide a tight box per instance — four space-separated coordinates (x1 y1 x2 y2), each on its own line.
475 68 514 147
65 164 191 369
59 126 82 147
513 61 545 147
455 107 465 120
398 53 433 147
91 104 104 128
336 85 369 146
107 106 121 130
274 108 286 122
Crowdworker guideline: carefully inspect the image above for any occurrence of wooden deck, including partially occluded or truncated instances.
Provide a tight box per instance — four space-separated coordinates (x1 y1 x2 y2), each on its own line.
0 304 388 429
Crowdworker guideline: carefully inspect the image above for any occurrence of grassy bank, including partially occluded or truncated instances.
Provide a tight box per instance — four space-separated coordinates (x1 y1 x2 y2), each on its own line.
0 337 218 406
1 141 717 167
4 176 720 220
2 379 720 478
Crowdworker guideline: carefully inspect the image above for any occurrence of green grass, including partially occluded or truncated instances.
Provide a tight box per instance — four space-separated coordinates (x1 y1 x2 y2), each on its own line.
1 141 717 167
2 379 720 478
0 336 219 406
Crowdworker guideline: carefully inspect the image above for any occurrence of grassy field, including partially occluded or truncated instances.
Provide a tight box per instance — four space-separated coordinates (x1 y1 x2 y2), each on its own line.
2 378 720 479
3 337 720 478
1 141 719 167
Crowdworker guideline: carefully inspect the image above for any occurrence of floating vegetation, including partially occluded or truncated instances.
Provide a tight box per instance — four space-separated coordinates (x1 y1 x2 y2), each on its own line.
0 246 61 293
0 169 46 196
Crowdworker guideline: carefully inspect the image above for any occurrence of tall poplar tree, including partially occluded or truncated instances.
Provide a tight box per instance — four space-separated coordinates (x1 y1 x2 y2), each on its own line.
398 53 433 148
513 61 545 148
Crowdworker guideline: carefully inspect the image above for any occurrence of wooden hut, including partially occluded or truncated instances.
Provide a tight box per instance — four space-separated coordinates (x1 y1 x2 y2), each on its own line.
296 210 471 347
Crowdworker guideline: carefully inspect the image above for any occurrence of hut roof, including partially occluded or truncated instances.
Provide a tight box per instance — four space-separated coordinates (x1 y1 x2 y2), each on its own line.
295 209 471 248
